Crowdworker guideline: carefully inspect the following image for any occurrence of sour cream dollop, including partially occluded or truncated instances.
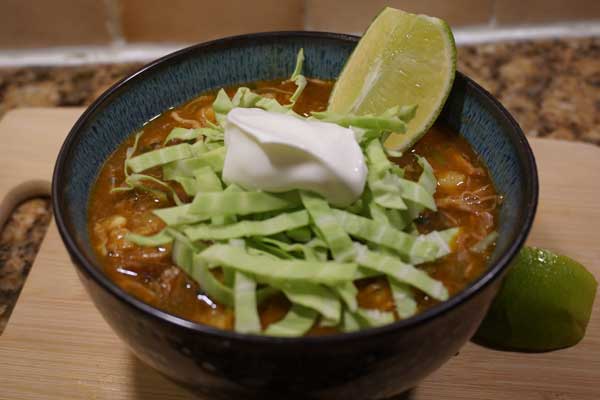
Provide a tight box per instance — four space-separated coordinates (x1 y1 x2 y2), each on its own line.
223 108 367 207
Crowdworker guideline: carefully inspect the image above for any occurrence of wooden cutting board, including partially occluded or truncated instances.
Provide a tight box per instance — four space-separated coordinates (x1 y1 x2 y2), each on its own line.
0 108 598 400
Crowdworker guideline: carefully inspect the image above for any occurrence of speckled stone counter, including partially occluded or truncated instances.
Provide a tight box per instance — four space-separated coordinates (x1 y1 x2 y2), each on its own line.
0 199 51 333
458 38 599 144
0 37 598 332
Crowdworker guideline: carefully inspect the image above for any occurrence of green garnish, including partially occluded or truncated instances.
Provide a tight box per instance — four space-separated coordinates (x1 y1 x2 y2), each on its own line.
200 244 357 285
389 279 417 318
164 126 224 145
152 204 203 226
278 281 342 323
300 191 355 262
189 191 300 217
112 173 184 205
192 253 234 307
124 229 173 247
162 146 225 178
354 243 448 301
119 49 461 336
184 210 309 241
127 143 194 173
170 232 198 272
164 127 202 144
288 48 307 105
233 269 261 334
471 231 499 253
311 104 415 132
264 304 318 337
354 308 396 328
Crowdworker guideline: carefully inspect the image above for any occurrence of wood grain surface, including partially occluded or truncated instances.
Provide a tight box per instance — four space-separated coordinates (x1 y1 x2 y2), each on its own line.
0 108 598 400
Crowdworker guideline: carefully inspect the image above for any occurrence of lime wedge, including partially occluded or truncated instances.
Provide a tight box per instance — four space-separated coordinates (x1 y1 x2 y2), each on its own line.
475 247 598 352
328 7 456 151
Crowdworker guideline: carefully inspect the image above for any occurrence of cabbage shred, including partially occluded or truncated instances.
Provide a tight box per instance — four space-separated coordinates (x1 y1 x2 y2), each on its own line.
121 49 460 337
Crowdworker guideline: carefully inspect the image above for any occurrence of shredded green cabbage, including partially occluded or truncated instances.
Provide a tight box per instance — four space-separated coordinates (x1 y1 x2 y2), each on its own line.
256 97 290 114
275 281 342 322
286 226 312 243
162 147 226 179
124 130 143 177
234 270 261 334
184 210 309 241
164 127 202 144
171 235 197 273
190 190 300 218
341 309 361 332
411 228 460 264
171 176 198 196
153 204 209 226
264 304 317 337
354 308 395 327
112 173 184 205
212 89 234 126
248 238 296 260
471 231 498 253
332 209 437 261
311 105 415 132
200 244 357 285
353 243 448 301
333 281 358 311
417 156 437 195
232 87 261 108
288 48 307 105
290 48 304 81
369 171 408 210
365 138 393 177
252 237 327 261
193 166 222 193
231 87 291 114
124 229 173 246
366 140 436 213
191 253 234 307
388 279 417 319
127 143 194 173
110 50 469 336
301 191 355 262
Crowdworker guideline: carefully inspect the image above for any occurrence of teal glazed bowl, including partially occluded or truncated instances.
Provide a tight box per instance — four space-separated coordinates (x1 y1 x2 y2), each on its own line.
52 32 538 399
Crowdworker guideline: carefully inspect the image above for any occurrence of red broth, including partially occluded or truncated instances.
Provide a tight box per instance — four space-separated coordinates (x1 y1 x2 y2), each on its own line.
88 79 501 333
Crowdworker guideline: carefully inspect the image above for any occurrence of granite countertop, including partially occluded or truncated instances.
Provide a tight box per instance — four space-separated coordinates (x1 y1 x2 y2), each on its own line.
0 37 598 332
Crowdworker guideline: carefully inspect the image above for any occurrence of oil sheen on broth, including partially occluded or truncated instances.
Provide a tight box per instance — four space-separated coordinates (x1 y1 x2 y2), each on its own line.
88 79 501 334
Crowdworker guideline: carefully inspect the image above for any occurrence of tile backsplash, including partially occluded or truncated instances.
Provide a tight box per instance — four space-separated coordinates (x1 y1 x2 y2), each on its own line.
305 0 494 32
0 0 598 49
0 0 112 48
494 0 600 24
120 0 304 43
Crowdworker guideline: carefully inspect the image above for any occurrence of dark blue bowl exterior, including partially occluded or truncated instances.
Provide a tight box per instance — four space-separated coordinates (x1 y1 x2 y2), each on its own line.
53 32 538 399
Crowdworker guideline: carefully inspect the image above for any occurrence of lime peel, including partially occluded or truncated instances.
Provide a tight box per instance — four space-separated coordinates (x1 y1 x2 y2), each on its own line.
475 247 597 352
328 6 457 152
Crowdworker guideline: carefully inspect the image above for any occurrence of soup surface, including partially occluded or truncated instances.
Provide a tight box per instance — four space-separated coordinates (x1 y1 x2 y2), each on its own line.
88 78 501 334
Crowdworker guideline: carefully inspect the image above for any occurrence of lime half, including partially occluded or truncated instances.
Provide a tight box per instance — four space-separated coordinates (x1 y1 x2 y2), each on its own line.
328 7 456 151
475 247 597 352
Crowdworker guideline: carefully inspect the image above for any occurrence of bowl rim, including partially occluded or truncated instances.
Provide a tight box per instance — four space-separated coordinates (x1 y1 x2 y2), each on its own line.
52 30 539 345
